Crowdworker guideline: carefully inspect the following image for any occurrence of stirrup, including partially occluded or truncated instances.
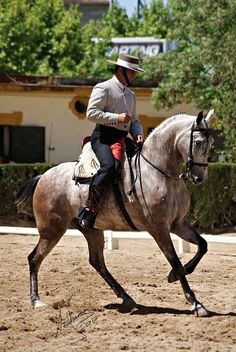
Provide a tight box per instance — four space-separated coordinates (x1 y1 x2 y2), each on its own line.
78 208 96 230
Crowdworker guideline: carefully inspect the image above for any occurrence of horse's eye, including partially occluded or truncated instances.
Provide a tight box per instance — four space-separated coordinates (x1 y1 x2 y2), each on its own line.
195 140 202 146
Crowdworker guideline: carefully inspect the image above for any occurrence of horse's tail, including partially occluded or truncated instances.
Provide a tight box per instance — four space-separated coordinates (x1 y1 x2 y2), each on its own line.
15 175 41 207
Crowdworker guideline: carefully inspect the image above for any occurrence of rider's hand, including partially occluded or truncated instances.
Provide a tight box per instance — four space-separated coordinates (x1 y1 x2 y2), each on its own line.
118 113 132 123
136 135 144 144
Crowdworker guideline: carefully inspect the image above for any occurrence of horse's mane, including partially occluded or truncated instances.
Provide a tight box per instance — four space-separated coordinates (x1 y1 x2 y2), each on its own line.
147 112 195 139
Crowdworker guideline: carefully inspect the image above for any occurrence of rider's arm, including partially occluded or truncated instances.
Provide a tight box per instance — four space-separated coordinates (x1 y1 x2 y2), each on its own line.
86 84 119 127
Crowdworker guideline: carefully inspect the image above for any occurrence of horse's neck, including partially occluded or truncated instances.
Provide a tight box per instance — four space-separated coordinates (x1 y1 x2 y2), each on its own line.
141 125 183 176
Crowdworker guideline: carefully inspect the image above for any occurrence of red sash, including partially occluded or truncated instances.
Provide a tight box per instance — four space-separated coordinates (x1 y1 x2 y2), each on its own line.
110 137 125 161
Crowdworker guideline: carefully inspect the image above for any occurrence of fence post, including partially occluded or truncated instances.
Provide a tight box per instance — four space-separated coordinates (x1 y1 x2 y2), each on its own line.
106 230 119 250
178 238 190 254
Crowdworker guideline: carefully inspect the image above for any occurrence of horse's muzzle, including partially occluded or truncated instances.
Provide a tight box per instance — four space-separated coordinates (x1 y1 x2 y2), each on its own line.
191 174 204 184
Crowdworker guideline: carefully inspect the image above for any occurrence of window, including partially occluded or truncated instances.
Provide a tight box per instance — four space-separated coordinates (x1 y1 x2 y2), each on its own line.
0 126 45 163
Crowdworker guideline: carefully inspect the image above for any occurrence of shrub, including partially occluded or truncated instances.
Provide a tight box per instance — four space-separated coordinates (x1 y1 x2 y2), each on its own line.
187 163 236 231
0 163 55 225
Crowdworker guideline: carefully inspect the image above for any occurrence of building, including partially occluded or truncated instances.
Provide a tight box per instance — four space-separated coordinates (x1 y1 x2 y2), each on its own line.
64 0 110 23
0 74 199 164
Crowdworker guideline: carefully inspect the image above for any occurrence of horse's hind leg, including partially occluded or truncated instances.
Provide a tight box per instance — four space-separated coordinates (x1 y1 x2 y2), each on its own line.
28 223 67 307
168 220 208 283
84 229 136 309
150 230 208 316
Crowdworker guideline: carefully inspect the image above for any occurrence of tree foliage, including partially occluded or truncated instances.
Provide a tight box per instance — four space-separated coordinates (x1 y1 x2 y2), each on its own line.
135 0 171 38
0 0 235 159
76 4 130 78
0 0 83 76
145 0 236 161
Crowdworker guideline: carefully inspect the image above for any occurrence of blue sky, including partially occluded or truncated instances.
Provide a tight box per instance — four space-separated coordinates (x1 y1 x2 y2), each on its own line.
116 0 152 17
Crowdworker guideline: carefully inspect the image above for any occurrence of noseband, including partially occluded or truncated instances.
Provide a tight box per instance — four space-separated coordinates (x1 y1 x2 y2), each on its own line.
180 122 211 180
140 121 212 181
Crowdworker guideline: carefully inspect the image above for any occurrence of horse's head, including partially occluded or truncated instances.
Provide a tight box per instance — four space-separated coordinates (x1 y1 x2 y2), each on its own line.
179 110 214 184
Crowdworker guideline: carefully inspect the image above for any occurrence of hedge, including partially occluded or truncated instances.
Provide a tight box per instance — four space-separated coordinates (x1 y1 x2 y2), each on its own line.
0 163 235 231
0 163 55 225
187 163 236 231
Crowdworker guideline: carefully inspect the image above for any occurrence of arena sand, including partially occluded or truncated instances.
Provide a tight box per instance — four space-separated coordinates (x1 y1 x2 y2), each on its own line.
0 234 235 352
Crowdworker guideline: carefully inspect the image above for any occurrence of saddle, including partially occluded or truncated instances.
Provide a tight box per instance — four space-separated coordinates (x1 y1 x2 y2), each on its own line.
73 137 138 198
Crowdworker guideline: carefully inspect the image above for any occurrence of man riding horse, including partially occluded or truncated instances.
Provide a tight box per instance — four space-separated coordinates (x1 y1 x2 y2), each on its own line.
78 53 145 230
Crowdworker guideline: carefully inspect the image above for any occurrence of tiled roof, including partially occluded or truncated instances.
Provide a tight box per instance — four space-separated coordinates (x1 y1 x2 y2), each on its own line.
0 74 157 88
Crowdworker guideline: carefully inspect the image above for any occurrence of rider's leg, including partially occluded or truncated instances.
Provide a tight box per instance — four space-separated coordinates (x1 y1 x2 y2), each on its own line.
78 143 116 230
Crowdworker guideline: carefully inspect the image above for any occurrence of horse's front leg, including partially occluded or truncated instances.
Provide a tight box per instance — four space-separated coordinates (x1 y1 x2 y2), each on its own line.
150 229 208 317
84 229 136 310
168 219 208 283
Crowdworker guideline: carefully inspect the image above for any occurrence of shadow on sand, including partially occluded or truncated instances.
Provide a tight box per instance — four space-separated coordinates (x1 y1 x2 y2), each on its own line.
104 302 236 317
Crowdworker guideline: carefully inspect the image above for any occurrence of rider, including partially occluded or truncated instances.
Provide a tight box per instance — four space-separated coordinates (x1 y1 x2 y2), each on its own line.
78 53 144 230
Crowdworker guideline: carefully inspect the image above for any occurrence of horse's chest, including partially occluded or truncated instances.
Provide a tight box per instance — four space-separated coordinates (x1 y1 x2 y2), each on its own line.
170 187 190 215
156 185 189 216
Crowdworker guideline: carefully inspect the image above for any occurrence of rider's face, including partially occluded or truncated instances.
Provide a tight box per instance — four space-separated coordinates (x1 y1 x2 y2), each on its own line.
125 68 137 83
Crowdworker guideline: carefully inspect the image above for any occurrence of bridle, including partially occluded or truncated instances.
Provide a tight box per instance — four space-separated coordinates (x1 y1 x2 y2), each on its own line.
137 120 212 182
180 121 211 180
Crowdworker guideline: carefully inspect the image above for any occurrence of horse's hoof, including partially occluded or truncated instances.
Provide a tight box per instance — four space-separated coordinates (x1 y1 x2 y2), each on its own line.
32 299 46 308
168 270 178 283
191 302 209 317
120 298 136 313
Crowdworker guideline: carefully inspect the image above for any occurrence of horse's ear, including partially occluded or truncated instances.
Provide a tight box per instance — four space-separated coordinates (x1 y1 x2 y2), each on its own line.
205 109 214 123
196 111 204 125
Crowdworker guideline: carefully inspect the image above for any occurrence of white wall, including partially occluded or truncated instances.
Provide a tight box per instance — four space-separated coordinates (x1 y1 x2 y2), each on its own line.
0 91 94 163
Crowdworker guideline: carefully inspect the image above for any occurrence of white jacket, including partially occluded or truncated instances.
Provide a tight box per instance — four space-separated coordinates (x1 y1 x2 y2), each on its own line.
86 75 143 138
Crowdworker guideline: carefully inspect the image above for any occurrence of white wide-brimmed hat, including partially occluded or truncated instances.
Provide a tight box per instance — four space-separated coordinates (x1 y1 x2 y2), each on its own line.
107 53 145 72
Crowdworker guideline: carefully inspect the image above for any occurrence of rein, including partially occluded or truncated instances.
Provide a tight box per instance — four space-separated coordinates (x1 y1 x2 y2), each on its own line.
140 152 180 181
128 121 212 195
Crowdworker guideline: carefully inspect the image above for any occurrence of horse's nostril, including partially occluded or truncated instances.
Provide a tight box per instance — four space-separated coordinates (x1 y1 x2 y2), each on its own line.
192 175 203 184
196 177 203 184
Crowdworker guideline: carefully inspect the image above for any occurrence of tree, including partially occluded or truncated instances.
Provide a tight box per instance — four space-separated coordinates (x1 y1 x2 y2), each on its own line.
143 0 236 161
0 0 83 76
76 3 131 78
0 0 41 73
135 0 171 38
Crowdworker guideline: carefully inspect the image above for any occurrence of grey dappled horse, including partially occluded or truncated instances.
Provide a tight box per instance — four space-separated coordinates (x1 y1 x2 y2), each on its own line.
16 110 214 316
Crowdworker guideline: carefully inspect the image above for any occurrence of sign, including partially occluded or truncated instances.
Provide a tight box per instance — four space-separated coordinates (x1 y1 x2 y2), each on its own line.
110 37 167 57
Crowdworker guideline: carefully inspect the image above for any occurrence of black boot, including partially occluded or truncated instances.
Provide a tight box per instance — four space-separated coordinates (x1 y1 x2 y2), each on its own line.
78 208 96 230
78 185 106 230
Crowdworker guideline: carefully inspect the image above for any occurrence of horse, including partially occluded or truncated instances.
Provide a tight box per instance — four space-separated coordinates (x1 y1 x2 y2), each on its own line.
16 110 214 317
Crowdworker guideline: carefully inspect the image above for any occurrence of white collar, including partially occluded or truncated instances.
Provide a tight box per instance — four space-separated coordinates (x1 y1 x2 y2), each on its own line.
112 75 125 91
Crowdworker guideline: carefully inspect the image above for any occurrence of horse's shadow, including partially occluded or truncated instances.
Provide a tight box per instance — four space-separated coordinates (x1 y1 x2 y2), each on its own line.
104 302 236 318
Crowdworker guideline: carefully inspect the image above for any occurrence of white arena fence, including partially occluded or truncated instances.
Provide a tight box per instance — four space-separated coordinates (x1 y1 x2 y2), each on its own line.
0 226 235 254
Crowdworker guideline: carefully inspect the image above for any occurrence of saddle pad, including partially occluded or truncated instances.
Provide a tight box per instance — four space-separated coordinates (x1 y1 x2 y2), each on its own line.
73 142 100 180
